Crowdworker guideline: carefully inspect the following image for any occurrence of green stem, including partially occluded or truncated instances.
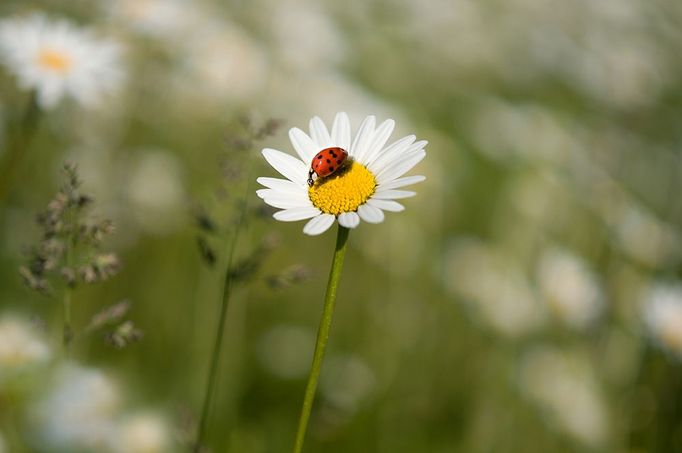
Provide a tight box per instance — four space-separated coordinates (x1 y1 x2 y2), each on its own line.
293 225 350 453
63 205 76 355
194 163 254 452
0 91 41 203
63 286 72 354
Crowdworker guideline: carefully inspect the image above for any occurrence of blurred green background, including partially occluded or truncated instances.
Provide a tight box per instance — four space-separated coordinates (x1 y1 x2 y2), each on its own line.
1 0 682 452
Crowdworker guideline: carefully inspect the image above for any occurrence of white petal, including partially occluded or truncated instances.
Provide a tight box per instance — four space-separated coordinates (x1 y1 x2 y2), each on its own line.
404 140 428 155
338 212 360 228
366 135 416 172
257 190 312 209
37 80 63 109
303 214 336 235
289 128 319 163
273 207 321 222
331 112 351 150
256 177 303 193
256 188 308 199
262 148 308 186
349 115 375 160
262 196 312 209
382 138 425 163
378 175 426 190
372 190 416 200
357 204 385 224
361 119 395 166
309 116 332 148
367 198 405 212
376 150 426 185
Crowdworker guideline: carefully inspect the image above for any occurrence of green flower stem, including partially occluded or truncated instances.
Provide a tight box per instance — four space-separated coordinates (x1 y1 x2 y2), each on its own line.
293 225 350 453
0 91 41 203
194 161 254 452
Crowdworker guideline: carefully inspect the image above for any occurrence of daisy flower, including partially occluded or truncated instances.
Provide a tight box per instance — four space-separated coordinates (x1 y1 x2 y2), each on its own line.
0 13 124 109
0 315 50 374
257 112 426 235
643 282 682 359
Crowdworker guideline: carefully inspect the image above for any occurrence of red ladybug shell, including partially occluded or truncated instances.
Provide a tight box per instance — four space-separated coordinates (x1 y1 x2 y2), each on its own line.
307 147 348 186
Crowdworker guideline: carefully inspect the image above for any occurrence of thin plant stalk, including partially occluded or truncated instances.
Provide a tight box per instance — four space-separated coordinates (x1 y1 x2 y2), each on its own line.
293 225 350 453
63 285 73 353
0 91 41 202
62 206 76 355
194 159 255 452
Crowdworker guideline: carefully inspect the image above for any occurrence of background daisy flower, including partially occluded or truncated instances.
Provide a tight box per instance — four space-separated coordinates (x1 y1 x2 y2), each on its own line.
643 283 682 359
257 112 427 235
0 13 124 109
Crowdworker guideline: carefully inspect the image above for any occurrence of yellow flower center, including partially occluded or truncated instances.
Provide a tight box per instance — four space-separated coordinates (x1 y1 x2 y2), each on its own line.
308 161 376 215
37 49 72 73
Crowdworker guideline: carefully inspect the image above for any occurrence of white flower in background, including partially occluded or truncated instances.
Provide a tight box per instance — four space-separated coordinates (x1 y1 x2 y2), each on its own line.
470 99 580 164
177 20 267 103
0 315 50 374
537 247 604 330
104 0 199 39
614 204 680 267
0 14 124 109
269 2 345 72
256 325 314 379
643 283 682 359
32 365 120 451
268 73 393 129
257 112 426 235
115 413 170 453
321 355 376 413
444 239 545 337
519 346 609 448
126 150 185 235
402 0 499 71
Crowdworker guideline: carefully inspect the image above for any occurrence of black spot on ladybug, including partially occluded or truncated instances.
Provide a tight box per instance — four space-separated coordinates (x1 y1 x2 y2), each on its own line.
329 166 335 171
337 159 342 164
326 159 331 163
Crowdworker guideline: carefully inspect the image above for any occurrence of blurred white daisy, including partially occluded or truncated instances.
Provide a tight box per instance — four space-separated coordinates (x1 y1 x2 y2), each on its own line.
0 13 124 109
104 0 196 39
256 324 314 379
320 355 376 413
643 282 682 359
444 238 545 337
126 149 186 235
518 346 609 448
0 315 50 375
114 412 170 453
537 247 604 330
257 112 426 235
32 364 120 450
176 19 267 104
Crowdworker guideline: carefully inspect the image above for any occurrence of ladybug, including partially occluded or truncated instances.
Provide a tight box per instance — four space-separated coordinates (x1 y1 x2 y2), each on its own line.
307 147 348 186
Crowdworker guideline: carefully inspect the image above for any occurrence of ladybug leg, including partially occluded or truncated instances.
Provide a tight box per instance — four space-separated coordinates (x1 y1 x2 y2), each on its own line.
307 169 315 187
